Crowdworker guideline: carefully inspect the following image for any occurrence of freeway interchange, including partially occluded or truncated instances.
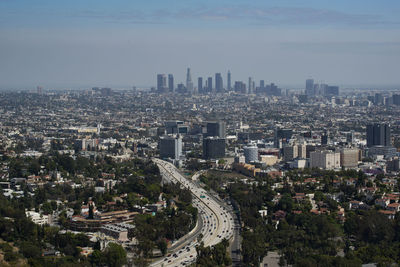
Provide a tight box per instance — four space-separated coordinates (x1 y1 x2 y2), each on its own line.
150 159 235 267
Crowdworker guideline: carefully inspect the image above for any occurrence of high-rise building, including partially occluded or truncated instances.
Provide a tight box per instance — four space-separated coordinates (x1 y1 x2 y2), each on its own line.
198 77 203 94
322 85 339 96
244 146 258 163
393 94 400 105
297 144 307 158
321 131 329 145
186 68 193 93
206 121 226 138
227 71 231 91
234 81 246 94
374 93 384 105
310 151 341 170
248 77 253 94
203 137 225 159
168 74 174 92
366 123 391 147
260 80 265 89
283 145 298 162
340 148 359 168
207 77 213 93
215 73 223 92
305 79 314 96
159 135 182 160
157 74 167 92
274 128 293 148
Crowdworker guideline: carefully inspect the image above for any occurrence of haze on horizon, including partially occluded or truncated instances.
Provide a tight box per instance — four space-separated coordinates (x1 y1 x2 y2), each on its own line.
0 0 400 90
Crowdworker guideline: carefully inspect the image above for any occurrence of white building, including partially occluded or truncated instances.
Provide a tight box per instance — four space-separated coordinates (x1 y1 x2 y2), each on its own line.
26 210 50 226
310 151 341 169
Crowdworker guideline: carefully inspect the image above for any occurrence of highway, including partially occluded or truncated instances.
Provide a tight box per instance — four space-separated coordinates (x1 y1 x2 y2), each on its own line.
150 159 235 267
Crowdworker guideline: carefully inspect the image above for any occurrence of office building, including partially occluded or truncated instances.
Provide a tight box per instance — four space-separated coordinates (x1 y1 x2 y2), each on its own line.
186 68 193 93
340 148 359 168
206 121 226 138
366 123 391 147
375 93 384 105
274 128 293 148
283 145 298 162
234 81 246 94
297 144 307 158
159 135 182 160
321 131 329 145
305 79 314 96
168 74 174 92
244 146 258 163
207 77 213 93
164 121 184 134
310 151 341 170
203 137 225 159
393 94 400 105
227 71 231 91
215 73 223 92
198 77 203 94
324 85 339 96
157 74 167 92
368 146 397 159
248 77 253 94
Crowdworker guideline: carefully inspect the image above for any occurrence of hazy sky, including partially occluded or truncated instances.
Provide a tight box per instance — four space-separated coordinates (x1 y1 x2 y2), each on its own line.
1 0 400 89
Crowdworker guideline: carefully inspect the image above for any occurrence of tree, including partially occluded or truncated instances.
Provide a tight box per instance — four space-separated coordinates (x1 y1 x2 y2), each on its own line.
157 239 167 256
90 250 104 266
88 203 94 219
104 243 127 267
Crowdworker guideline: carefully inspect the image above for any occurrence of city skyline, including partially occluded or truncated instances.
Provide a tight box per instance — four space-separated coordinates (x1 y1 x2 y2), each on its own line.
1 1 400 89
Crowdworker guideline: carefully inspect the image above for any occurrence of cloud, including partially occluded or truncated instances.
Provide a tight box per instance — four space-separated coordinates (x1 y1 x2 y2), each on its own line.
279 41 400 55
70 5 400 28
174 6 397 27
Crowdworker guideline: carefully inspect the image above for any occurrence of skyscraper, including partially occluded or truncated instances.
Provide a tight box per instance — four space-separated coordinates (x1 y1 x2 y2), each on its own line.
203 137 226 159
198 77 203 94
207 77 213 93
215 73 223 92
227 71 231 91
157 74 167 92
168 74 174 92
159 135 182 160
186 68 193 93
248 77 253 94
206 121 226 138
305 79 314 96
366 123 391 147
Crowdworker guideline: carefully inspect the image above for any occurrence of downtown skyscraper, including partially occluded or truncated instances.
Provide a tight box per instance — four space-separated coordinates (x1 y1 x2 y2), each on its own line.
186 68 193 94
227 70 231 91
215 73 223 93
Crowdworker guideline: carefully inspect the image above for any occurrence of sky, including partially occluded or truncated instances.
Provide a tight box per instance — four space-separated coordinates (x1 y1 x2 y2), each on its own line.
1 0 400 90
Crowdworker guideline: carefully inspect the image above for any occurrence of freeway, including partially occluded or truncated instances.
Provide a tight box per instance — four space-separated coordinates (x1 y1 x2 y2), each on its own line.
150 159 235 267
